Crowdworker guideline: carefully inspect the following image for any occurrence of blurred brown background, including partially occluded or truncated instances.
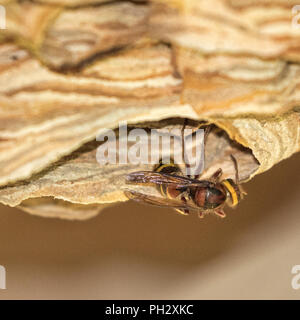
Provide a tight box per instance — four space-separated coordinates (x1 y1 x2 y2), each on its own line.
0 153 300 300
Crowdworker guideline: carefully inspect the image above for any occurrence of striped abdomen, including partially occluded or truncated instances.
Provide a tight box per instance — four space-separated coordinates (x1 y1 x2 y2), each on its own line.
154 162 183 199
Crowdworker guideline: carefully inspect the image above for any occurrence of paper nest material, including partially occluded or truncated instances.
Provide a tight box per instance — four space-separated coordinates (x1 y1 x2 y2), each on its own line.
0 0 299 219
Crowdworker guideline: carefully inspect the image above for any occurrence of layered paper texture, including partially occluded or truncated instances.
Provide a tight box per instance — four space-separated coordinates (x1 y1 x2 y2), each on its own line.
0 0 299 219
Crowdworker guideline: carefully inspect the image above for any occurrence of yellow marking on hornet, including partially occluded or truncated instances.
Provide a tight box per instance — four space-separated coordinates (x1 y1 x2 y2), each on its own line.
166 187 173 199
222 180 238 206
160 184 166 197
156 163 177 172
156 162 178 200
175 209 189 216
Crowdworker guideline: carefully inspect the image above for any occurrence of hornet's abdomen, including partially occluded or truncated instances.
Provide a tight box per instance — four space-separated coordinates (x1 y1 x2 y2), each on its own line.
154 161 182 199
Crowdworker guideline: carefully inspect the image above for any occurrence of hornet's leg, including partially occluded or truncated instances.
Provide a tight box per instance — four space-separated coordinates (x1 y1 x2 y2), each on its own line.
209 168 223 183
198 211 204 219
175 195 190 215
215 208 226 218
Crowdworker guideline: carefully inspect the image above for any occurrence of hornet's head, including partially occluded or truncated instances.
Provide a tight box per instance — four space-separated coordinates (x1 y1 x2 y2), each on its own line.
221 179 246 207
